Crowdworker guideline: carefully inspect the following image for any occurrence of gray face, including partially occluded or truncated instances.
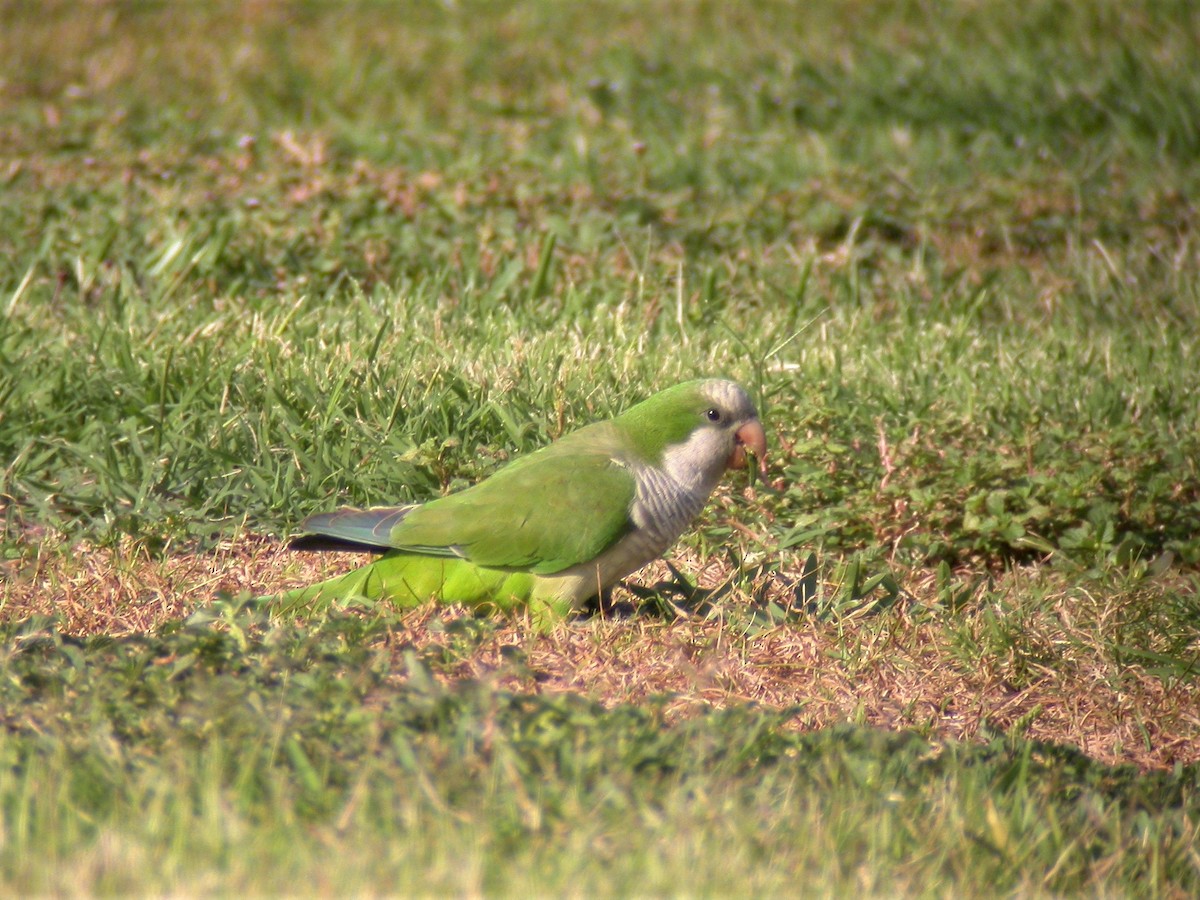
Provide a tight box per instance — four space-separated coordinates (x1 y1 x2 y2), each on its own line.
699 379 759 425
659 379 762 493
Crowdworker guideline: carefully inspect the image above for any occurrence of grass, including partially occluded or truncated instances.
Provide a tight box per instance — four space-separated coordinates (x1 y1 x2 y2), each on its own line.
2 599 1198 895
2 0 1199 894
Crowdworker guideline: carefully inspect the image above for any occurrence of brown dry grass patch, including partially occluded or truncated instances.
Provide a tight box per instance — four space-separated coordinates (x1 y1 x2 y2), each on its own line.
3 537 1198 772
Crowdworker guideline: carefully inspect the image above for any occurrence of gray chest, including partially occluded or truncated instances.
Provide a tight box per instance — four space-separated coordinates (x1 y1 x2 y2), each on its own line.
629 465 712 552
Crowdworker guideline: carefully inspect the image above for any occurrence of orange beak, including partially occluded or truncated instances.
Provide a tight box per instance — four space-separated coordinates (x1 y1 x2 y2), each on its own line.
727 418 768 474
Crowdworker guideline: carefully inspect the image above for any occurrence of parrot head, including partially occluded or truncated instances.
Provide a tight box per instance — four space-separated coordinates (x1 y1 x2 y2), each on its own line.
617 378 767 490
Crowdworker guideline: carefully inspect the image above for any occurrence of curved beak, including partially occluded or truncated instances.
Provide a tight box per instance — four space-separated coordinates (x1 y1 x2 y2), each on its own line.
727 418 768 474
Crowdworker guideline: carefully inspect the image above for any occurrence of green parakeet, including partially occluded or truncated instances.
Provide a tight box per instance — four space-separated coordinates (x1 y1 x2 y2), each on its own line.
267 378 766 626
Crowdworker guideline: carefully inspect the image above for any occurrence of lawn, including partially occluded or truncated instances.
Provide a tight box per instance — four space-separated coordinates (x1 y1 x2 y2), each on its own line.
2 0 1199 894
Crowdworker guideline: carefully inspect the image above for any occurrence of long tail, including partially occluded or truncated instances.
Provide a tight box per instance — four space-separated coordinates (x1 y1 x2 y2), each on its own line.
261 555 414 618
262 505 420 616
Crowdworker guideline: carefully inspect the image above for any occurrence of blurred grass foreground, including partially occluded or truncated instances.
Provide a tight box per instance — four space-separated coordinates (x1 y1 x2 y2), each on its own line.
1 1 1199 895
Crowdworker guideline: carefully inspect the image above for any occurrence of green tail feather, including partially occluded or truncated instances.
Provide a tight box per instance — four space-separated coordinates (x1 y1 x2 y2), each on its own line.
263 558 414 617
262 551 572 628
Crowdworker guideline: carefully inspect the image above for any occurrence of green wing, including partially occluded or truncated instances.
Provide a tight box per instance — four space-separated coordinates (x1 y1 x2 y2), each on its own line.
391 422 637 574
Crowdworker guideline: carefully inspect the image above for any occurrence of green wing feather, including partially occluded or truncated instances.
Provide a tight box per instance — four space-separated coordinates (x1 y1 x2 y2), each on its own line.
299 421 638 575
391 421 636 573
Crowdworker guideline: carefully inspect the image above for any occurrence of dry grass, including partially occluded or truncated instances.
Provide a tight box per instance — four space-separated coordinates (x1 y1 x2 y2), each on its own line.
4 538 1197 773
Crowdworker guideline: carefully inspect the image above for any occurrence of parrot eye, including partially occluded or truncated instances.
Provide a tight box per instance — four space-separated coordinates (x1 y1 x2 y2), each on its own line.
705 407 722 423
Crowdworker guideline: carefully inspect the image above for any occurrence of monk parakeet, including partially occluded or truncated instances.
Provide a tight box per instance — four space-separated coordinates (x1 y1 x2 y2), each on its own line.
267 378 766 626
